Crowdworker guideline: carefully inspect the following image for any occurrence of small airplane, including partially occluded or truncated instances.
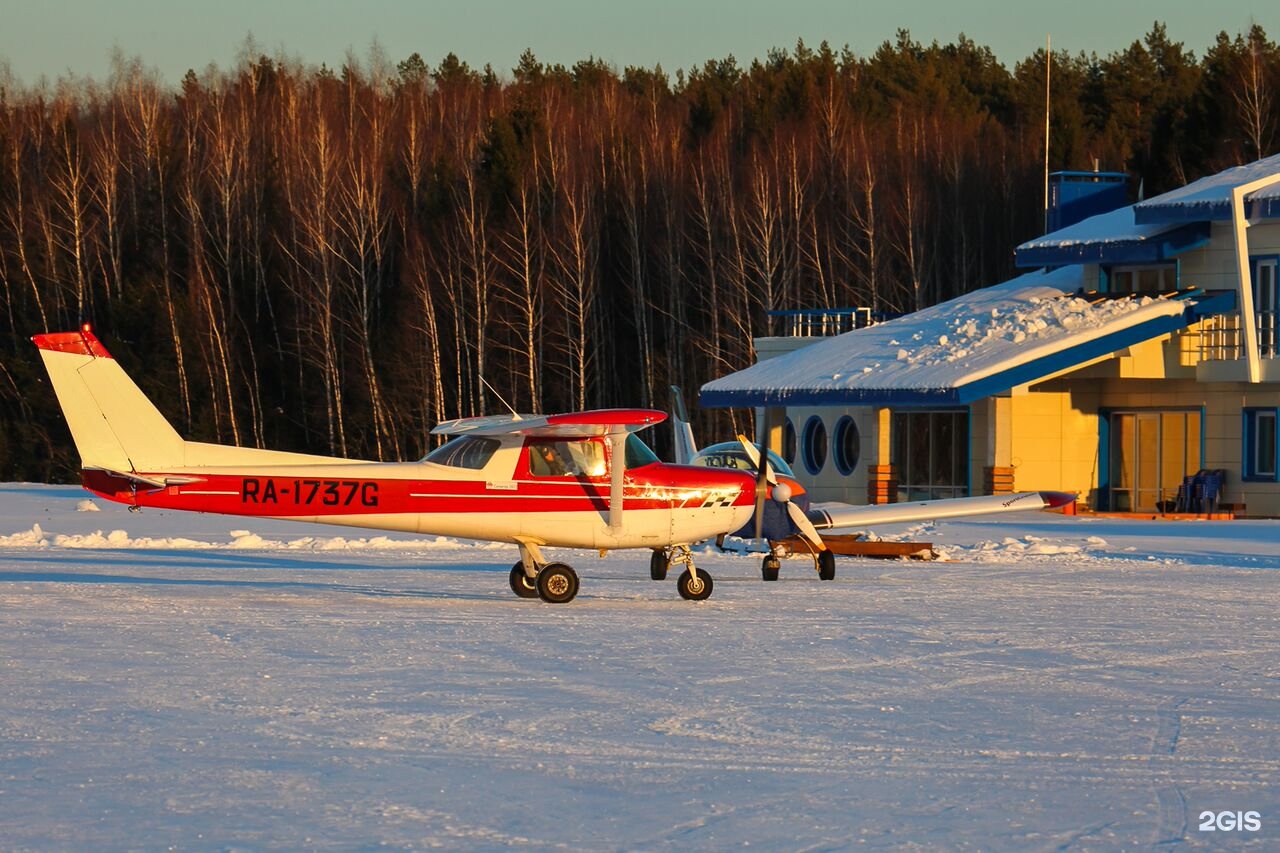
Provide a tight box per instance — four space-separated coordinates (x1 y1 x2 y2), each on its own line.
33 326 760 604
668 387 1076 581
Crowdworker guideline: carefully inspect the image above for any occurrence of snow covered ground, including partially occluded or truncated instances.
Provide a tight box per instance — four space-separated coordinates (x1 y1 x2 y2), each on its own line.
1 483 1277 849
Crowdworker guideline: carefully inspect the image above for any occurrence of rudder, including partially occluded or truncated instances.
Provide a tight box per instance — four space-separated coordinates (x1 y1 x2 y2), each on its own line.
33 326 185 473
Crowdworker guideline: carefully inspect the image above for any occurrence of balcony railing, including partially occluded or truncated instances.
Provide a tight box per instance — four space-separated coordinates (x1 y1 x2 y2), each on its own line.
768 307 892 337
1194 312 1280 362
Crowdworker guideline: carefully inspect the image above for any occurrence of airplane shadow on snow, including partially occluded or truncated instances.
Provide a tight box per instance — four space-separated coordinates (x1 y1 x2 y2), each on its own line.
0 548 517 603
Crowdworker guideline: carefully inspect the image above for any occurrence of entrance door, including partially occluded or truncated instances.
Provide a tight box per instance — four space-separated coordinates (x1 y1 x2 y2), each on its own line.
1107 411 1201 512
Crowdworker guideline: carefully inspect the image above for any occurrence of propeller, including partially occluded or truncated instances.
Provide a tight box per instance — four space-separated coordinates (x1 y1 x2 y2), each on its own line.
737 434 773 538
735 434 826 551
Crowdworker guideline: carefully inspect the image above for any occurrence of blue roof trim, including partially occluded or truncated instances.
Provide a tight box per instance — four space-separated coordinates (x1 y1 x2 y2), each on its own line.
1133 197 1280 225
1014 222 1210 268
700 292 1233 409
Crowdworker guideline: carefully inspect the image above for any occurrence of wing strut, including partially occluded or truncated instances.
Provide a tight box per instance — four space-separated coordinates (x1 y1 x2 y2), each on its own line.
608 428 627 532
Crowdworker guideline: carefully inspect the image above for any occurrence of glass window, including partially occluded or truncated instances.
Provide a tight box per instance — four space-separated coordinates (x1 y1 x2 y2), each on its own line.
891 409 968 500
1245 409 1278 481
1106 409 1202 510
1108 264 1176 294
833 415 860 475
690 442 795 477
528 439 608 478
624 434 659 468
424 436 501 469
1255 259 1278 359
801 416 827 475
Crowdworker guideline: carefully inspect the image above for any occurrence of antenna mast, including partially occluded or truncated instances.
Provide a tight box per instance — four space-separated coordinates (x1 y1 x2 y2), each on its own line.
1043 34 1052 233
479 376 521 420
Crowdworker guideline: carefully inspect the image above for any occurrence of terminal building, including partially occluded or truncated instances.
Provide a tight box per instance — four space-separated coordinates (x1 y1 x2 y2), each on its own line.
700 155 1280 516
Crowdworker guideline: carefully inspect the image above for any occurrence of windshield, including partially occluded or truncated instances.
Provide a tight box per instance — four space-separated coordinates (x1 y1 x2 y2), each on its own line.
691 441 795 477
624 433 659 468
424 436 501 469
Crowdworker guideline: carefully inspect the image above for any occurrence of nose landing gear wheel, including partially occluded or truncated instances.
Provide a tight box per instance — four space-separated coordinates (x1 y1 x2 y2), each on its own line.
761 555 781 582
649 549 670 581
509 562 538 598
536 562 580 603
817 550 836 581
677 568 713 601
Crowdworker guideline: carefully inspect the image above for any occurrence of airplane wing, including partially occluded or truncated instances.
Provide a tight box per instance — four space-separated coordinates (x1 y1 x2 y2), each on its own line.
807 491 1075 530
432 409 666 438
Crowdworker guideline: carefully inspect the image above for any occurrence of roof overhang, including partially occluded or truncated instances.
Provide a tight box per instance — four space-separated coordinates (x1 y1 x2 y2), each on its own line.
1015 216 1210 268
1133 153 1280 224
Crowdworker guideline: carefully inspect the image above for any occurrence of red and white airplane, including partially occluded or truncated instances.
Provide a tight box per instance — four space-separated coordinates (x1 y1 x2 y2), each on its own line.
33 327 1072 604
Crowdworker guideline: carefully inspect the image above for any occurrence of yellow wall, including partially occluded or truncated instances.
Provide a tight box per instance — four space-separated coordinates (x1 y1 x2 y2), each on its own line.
1007 390 1100 498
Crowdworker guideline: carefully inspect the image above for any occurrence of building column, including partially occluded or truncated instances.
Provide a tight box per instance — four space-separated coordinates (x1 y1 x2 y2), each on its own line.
982 396 1015 494
867 407 897 504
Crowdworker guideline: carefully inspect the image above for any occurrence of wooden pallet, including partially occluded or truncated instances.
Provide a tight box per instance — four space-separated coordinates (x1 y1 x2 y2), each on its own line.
777 534 936 560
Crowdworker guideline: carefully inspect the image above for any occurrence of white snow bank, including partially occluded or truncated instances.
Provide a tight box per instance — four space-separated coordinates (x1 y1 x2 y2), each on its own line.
1 524 506 552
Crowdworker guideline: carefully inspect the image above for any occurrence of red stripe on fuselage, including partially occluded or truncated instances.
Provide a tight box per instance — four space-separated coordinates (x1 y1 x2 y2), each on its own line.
81 464 754 519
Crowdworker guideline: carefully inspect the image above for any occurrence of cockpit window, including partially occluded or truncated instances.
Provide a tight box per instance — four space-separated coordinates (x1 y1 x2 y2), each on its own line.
624 433 659 468
528 439 607 477
691 441 796 477
425 436 501 469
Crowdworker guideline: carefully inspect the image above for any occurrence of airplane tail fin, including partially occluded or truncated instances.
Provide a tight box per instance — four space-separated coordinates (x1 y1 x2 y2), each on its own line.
669 385 699 465
33 326 186 474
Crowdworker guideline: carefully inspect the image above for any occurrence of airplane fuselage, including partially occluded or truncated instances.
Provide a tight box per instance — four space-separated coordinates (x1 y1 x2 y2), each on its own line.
83 459 756 550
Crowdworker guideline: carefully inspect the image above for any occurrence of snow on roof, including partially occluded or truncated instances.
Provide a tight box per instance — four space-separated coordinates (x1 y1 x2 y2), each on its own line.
1134 152 1280 224
1018 206 1160 249
1014 205 1210 267
699 266 1195 407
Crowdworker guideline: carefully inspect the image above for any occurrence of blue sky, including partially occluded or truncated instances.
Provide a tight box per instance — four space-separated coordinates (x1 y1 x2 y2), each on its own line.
0 0 1274 86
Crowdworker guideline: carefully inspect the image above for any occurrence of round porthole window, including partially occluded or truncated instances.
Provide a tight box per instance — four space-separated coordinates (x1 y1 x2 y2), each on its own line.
833 415 860 475
783 418 797 465
802 416 827 475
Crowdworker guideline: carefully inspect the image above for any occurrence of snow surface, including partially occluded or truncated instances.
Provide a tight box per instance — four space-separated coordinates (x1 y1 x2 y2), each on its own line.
703 266 1188 400
2 483 1278 849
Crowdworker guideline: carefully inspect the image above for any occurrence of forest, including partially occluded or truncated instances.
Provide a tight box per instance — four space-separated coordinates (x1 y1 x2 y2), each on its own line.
0 23 1277 481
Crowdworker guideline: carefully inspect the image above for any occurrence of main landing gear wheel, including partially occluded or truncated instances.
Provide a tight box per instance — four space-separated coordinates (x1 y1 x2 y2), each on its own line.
817 550 836 581
649 549 670 581
677 568 713 601
536 562 580 604
761 555 781 582
509 562 538 598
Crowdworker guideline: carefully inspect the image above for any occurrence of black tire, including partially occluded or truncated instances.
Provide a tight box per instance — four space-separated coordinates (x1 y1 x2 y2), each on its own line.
536 562 580 603
649 549 670 581
677 568 713 601
817 550 836 581
762 556 780 582
509 562 539 598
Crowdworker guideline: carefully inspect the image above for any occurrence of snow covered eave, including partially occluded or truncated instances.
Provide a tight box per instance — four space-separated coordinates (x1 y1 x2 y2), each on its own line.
1133 153 1280 225
1015 220 1210 268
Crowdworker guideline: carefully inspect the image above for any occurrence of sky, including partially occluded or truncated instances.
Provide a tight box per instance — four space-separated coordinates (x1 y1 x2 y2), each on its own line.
0 0 1275 88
